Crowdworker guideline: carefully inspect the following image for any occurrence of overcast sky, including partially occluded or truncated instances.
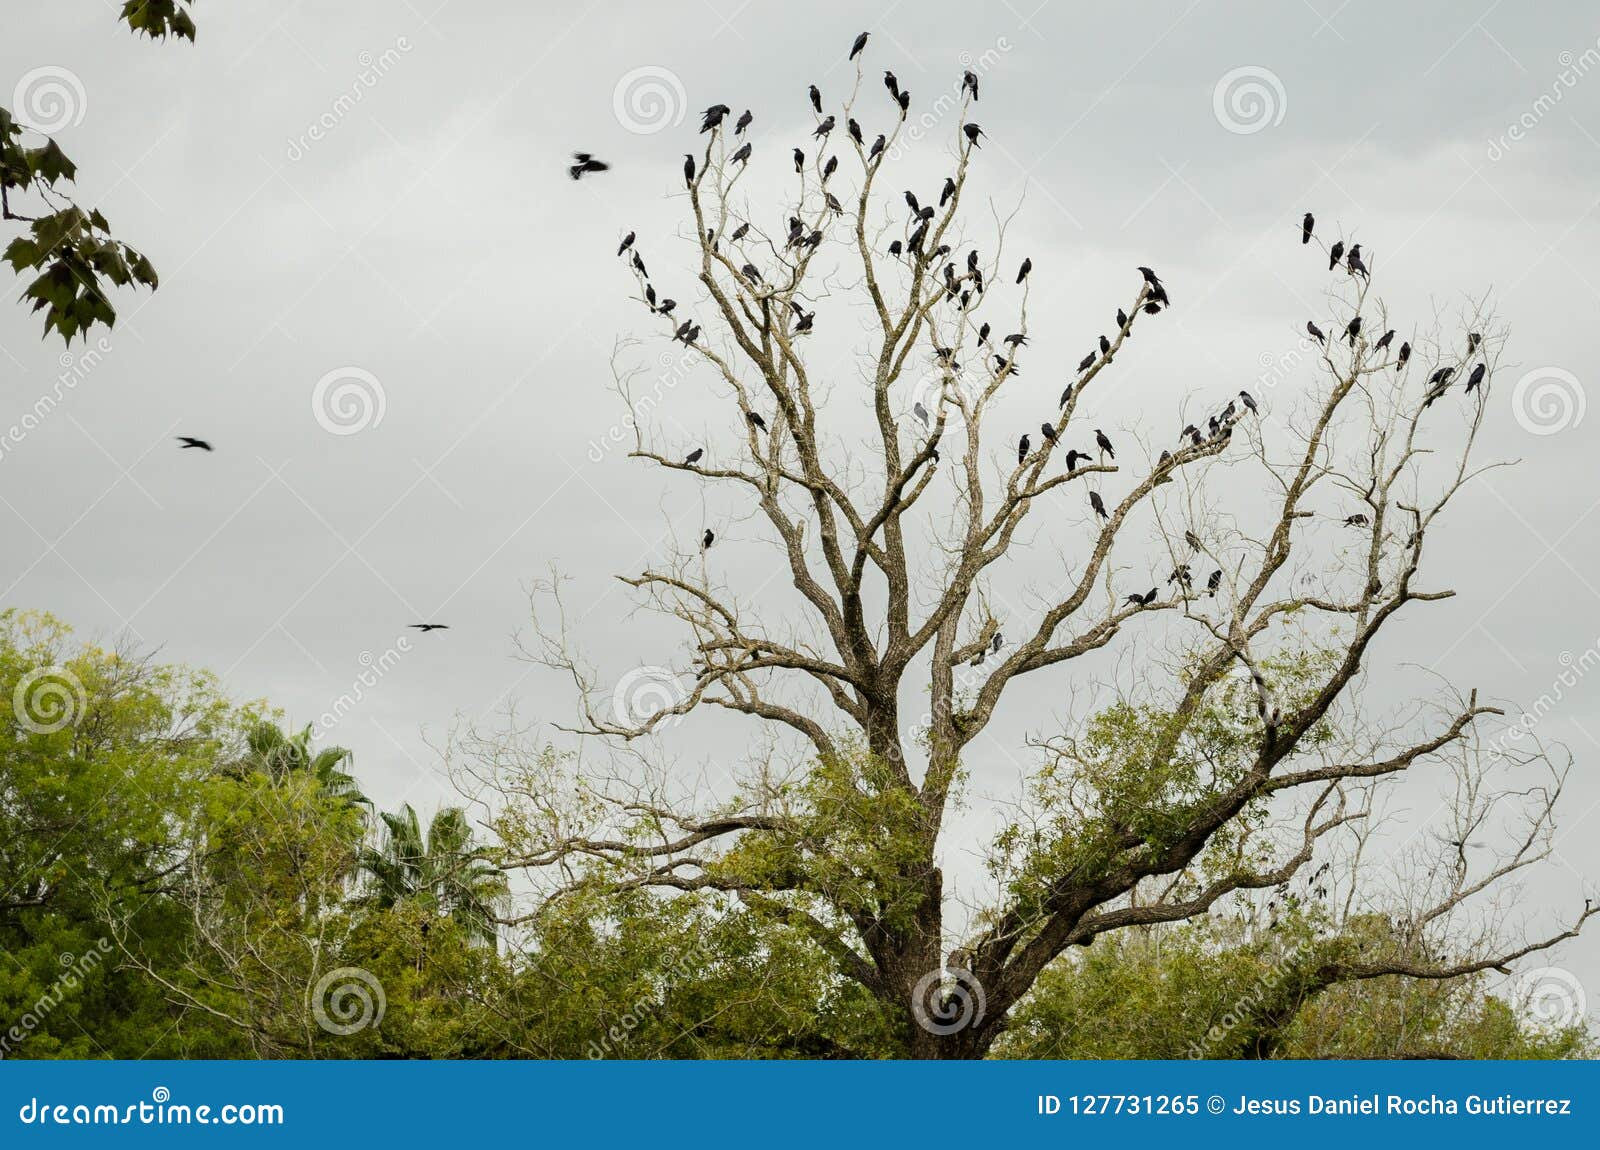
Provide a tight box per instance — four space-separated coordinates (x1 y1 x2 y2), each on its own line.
4 1 1600 1015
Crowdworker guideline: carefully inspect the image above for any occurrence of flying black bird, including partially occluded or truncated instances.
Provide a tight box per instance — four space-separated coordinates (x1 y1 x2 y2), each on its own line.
1374 329 1395 352
809 84 822 114
1239 389 1258 415
1041 421 1058 443
409 623 449 633
1206 569 1222 597
1346 244 1368 278
1064 449 1089 472
684 448 703 465
1307 320 1326 345
963 70 979 100
1327 240 1344 271
731 142 752 165
569 152 609 179
941 176 956 207
1465 362 1486 393
1302 212 1314 244
617 231 635 257
1017 434 1031 463
682 154 695 187
1397 341 1411 369
1089 491 1109 520
1345 316 1362 346
1095 429 1115 460
700 103 730 132
1098 334 1111 355
747 411 767 432
735 109 752 135
702 529 715 550
1078 351 1096 372
963 122 984 147
176 436 212 451
850 31 869 60
813 116 835 138
884 70 900 99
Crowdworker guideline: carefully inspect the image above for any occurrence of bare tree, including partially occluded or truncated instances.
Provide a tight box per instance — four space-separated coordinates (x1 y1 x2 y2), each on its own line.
475 43 1594 1058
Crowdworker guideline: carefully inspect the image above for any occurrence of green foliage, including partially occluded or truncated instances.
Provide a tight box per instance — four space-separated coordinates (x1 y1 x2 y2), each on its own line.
120 0 198 42
358 804 508 945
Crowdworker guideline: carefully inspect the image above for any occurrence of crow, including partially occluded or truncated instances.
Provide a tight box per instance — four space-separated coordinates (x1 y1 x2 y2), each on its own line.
700 103 730 133
1345 316 1362 346
409 623 449 633
1374 329 1395 352
731 221 749 241
741 263 762 284
176 436 213 451
1397 341 1411 369
1184 529 1201 551
812 116 835 138
1095 429 1115 460
1158 449 1172 466
1207 569 1222 596
731 142 752 165
631 251 648 277
1040 421 1058 443
1078 351 1096 372
963 70 980 101
850 31 869 60
1098 334 1111 355
913 402 931 427
1090 491 1109 520
684 448 704 465
1302 212 1314 244
994 355 1020 376
1328 239 1344 271
848 118 863 145
1016 257 1032 284
617 231 635 257
702 529 715 550
822 155 837 180
1064 449 1089 472
1004 333 1027 347
747 411 767 432
682 154 695 188
869 134 886 160
793 147 805 173
905 190 920 213
1306 320 1326 345
1123 591 1147 607
963 122 984 147
898 89 911 114
569 152 609 179
1059 383 1074 408
941 176 957 207
1239 389 1258 415
1465 362 1486 393
1467 332 1482 353
735 109 752 135
1168 564 1192 587
1116 308 1129 331
1017 434 1030 463
1343 513 1369 527
887 239 903 256
1181 423 1199 441
809 84 822 114
884 70 900 100
1346 243 1368 278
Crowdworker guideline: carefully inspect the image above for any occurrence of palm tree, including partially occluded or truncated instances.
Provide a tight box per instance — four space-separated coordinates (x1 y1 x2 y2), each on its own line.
234 721 367 810
359 804 507 945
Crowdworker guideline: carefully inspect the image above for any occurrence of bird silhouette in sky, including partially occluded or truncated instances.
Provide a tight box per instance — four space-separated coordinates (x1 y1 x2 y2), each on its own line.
568 152 609 180
409 624 449 633
176 436 213 452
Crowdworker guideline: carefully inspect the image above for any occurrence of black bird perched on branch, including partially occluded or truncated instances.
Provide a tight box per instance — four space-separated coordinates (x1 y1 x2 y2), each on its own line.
822 155 837 180
176 436 212 452
913 401 930 428
735 109 752 135
1168 564 1192 587
1343 513 1369 527
1004 333 1027 347
675 322 700 344
1116 308 1128 331
809 84 822 114
702 529 715 551
1346 243 1368 278
812 116 835 138
1077 351 1096 372
700 103 730 132
869 134 885 160
617 231 635 257
631 251 648 278
1467 331 1482 353
682 154 695 187
888 239 903 257
963 122 984 147
1184 529 1201 551
897 89 911 114
747 411 767 432
1397 341 1411 369
850 31 869 59
741 264 762 285
1345 316 1362 346
1016 257 1032 284
1302 212 1314 244
1327 240 1344 271
1017 434 1030 463
409 624 449 633
1095 429 1115 460
731 142 752 165
1374 329 1395 352
569 152 609 179
993 355 1019 376
884 70 900 100
1058 383 1073 408
1158 449 1172 467
963 70 979 100
941 176 956 207
1306 320 1326 345
684 448 703 465
1466 363 1486 393
1207 569 1222 597
1098 334 1111 356
792 147 805 173
1064 449 1088 472
731 221 749 241
905 190 920 213
1040 421 1057 443
848 118 863 145
1239 389 1258 415
1090 491 1109 520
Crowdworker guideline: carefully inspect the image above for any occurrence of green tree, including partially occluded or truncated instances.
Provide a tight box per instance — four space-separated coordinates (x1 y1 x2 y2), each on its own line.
359 805 507 946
